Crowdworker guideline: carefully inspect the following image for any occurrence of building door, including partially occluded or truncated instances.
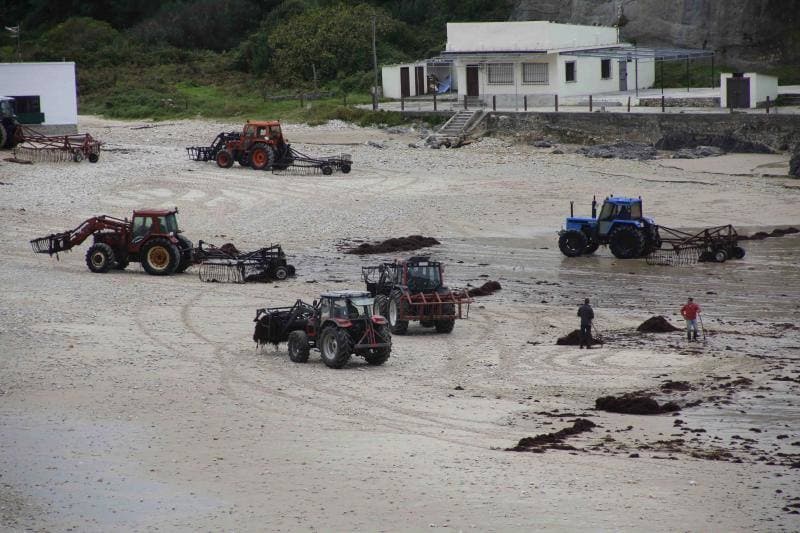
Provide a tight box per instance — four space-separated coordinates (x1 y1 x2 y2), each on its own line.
466 65 479 97
400 67 410 98
414 66 425 95
618 61 627 91
726 75 750 108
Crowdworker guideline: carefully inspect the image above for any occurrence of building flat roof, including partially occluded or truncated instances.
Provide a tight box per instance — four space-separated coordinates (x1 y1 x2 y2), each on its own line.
563 46 714 61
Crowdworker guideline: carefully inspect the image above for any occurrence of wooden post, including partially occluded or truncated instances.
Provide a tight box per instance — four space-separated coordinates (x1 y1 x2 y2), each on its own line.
401 96 404 111
433 93 437 111
464 95 468 110
524 95 527 111
555 94 559 112
766 95 770 114
492 95 496 111
661 95 665 112
627 96 631 112
589 95 593 112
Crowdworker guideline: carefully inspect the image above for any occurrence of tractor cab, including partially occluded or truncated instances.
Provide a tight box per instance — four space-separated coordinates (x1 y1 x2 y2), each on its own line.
131 208 180 242
595 196 650 237
319 290 375 320
243 120 285 146
402 257 444 293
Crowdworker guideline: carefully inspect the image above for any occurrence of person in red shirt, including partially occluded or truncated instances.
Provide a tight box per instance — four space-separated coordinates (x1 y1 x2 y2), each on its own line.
680 297 701 342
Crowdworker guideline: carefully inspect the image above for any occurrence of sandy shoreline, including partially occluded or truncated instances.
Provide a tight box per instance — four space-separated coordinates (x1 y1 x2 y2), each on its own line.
1 116 799 531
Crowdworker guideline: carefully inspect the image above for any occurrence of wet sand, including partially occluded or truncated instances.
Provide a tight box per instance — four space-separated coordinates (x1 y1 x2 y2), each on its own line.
0 117 798 531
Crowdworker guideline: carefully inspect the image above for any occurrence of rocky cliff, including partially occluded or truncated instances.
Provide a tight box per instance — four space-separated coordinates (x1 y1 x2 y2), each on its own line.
511 0 799 70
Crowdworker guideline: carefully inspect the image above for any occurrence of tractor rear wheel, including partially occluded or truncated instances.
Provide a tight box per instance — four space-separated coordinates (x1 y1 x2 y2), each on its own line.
731 246 746 259
287 330 310 363
319 327 352 369
609 226 645 259
558 230 588 257
364 325 391 365
216 150 234 168
388 292 409 335
141 238 180 275
250 145 275 171
85 243 115 273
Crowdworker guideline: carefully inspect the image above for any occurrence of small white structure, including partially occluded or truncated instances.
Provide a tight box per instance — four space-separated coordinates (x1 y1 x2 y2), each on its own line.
720 72 778 108
381 21 655 106
0 62 77 127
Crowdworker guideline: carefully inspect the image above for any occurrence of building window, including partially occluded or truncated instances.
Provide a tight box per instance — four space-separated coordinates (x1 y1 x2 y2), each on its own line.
601 59 612 79
522 63 549 85
487 63 514 85
565 61 576 83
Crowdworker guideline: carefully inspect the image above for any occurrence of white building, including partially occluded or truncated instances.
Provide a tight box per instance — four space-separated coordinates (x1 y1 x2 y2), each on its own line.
382 21 656 106
0 62 78 128
720 72 778 109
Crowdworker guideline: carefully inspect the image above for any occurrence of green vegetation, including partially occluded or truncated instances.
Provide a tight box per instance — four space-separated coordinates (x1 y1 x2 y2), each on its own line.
0 0 511 123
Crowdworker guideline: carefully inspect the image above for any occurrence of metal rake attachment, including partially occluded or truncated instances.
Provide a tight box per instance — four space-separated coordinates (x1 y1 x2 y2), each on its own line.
14 127 102 163
645 247 701 266
199 260 246 283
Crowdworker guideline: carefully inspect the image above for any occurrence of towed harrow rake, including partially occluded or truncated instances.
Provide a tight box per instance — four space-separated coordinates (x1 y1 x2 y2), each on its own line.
275 147 351 175
14 126 102 163
645 224 744 266
196 242 296 283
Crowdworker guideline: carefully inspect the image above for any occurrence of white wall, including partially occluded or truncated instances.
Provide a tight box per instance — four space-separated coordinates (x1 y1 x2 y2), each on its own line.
446 21 618 53
0 62 77 125
751 73 778 107
381 65 402 99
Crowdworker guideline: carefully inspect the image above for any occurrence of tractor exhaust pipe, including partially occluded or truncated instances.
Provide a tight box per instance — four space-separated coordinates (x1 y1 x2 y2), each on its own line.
570 201 574 218
591 196 597 218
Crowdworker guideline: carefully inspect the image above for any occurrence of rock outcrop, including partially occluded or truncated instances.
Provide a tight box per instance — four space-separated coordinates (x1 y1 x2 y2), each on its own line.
511 0 800 70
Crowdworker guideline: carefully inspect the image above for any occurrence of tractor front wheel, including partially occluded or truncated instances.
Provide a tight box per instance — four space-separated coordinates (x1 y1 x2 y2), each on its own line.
287 330 310 363
272 265 289 280
388 292 409 335
341 164 351 174
319 327 352 369
216 150 234 168
558 230 588 257
85 243 115 273
609 226 645 259
141 238 180 275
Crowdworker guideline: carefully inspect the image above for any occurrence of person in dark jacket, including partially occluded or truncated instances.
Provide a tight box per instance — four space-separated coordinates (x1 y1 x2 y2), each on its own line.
577 298 594 349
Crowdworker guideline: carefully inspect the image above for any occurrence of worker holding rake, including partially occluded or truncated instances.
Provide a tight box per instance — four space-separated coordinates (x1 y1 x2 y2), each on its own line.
681 297 702 342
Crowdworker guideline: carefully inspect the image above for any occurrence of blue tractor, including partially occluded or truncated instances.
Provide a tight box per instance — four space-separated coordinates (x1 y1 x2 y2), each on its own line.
558 195 661 259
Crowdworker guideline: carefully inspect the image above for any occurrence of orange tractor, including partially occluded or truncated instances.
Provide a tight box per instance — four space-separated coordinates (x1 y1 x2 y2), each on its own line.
188 120 351 175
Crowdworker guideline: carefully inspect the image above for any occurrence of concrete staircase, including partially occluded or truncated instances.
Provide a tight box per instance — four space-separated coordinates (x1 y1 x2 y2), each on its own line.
428 110 482 146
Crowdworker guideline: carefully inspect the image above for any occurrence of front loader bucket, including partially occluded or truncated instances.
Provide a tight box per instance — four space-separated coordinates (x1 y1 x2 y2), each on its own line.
30 231 71 255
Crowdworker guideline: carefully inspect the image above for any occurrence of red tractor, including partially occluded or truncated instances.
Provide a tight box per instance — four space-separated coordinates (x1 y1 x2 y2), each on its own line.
187 120 291 171
362 257 471 334
253 290 392 369
31 207 195 275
